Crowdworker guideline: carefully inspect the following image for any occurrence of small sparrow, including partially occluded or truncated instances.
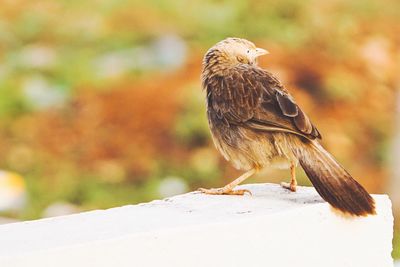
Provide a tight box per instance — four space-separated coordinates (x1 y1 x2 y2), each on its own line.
199 37 375 216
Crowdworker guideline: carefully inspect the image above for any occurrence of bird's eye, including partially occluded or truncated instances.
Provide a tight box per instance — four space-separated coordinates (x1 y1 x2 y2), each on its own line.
246 50 250 54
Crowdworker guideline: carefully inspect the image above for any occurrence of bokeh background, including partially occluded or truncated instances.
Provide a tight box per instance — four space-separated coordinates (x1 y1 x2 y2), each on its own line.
0 0 399 258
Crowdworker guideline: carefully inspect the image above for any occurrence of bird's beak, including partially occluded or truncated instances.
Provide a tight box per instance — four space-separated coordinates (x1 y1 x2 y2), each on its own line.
255 48 269 57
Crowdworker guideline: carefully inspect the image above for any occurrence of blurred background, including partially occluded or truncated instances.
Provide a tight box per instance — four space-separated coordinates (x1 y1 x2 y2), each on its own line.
0 0 399 258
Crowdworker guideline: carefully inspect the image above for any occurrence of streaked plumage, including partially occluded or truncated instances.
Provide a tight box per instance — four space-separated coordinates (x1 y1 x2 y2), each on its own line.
200 37 375 216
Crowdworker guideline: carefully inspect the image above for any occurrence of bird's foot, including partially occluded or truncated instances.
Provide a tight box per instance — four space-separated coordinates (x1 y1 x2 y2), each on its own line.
281 181 297 192
198 187 252 196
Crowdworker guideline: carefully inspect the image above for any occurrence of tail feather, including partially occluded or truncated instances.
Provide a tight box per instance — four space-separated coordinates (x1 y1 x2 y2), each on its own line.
294 141 376 216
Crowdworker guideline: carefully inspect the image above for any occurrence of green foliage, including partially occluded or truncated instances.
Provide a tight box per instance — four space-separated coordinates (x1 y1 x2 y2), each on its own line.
394 229 400 259
0 85 29 118
174 84 210 147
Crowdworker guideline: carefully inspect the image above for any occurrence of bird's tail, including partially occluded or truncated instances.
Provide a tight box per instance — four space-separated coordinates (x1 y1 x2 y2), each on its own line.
293 140 376 216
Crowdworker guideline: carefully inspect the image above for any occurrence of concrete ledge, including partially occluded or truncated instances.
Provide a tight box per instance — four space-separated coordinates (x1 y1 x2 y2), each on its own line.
0 183 394 266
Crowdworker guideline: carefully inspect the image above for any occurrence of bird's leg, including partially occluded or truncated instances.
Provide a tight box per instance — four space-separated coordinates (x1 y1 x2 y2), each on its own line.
198 168 257 195
281 162 297 192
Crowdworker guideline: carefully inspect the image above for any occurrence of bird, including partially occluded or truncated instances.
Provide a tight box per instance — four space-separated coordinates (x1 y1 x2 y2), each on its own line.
199 37 376 216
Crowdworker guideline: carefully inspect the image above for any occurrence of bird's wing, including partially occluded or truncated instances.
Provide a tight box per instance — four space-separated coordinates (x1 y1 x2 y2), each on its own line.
207 66 321 140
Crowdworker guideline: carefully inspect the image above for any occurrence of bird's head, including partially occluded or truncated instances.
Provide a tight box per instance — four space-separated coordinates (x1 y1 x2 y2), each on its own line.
203 38 269 69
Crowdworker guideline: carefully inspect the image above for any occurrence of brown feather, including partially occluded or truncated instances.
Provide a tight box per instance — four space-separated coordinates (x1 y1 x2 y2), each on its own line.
206 64 320 140
276 92 298 117
293 140 376 216
293 108 313 135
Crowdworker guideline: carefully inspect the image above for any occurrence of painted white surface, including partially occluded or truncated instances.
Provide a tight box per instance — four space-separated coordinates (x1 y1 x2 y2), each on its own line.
0 183 394 267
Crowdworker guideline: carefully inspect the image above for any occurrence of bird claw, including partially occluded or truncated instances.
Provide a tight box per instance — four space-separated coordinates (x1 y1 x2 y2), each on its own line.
236 189 252 196
281 182 297 192
198 187 252 196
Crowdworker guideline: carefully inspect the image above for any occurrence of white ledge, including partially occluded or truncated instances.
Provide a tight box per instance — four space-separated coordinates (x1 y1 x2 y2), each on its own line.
0 183 394 267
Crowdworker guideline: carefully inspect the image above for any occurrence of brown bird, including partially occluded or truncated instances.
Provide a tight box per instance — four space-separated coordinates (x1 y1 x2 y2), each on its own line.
199 37 376 216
